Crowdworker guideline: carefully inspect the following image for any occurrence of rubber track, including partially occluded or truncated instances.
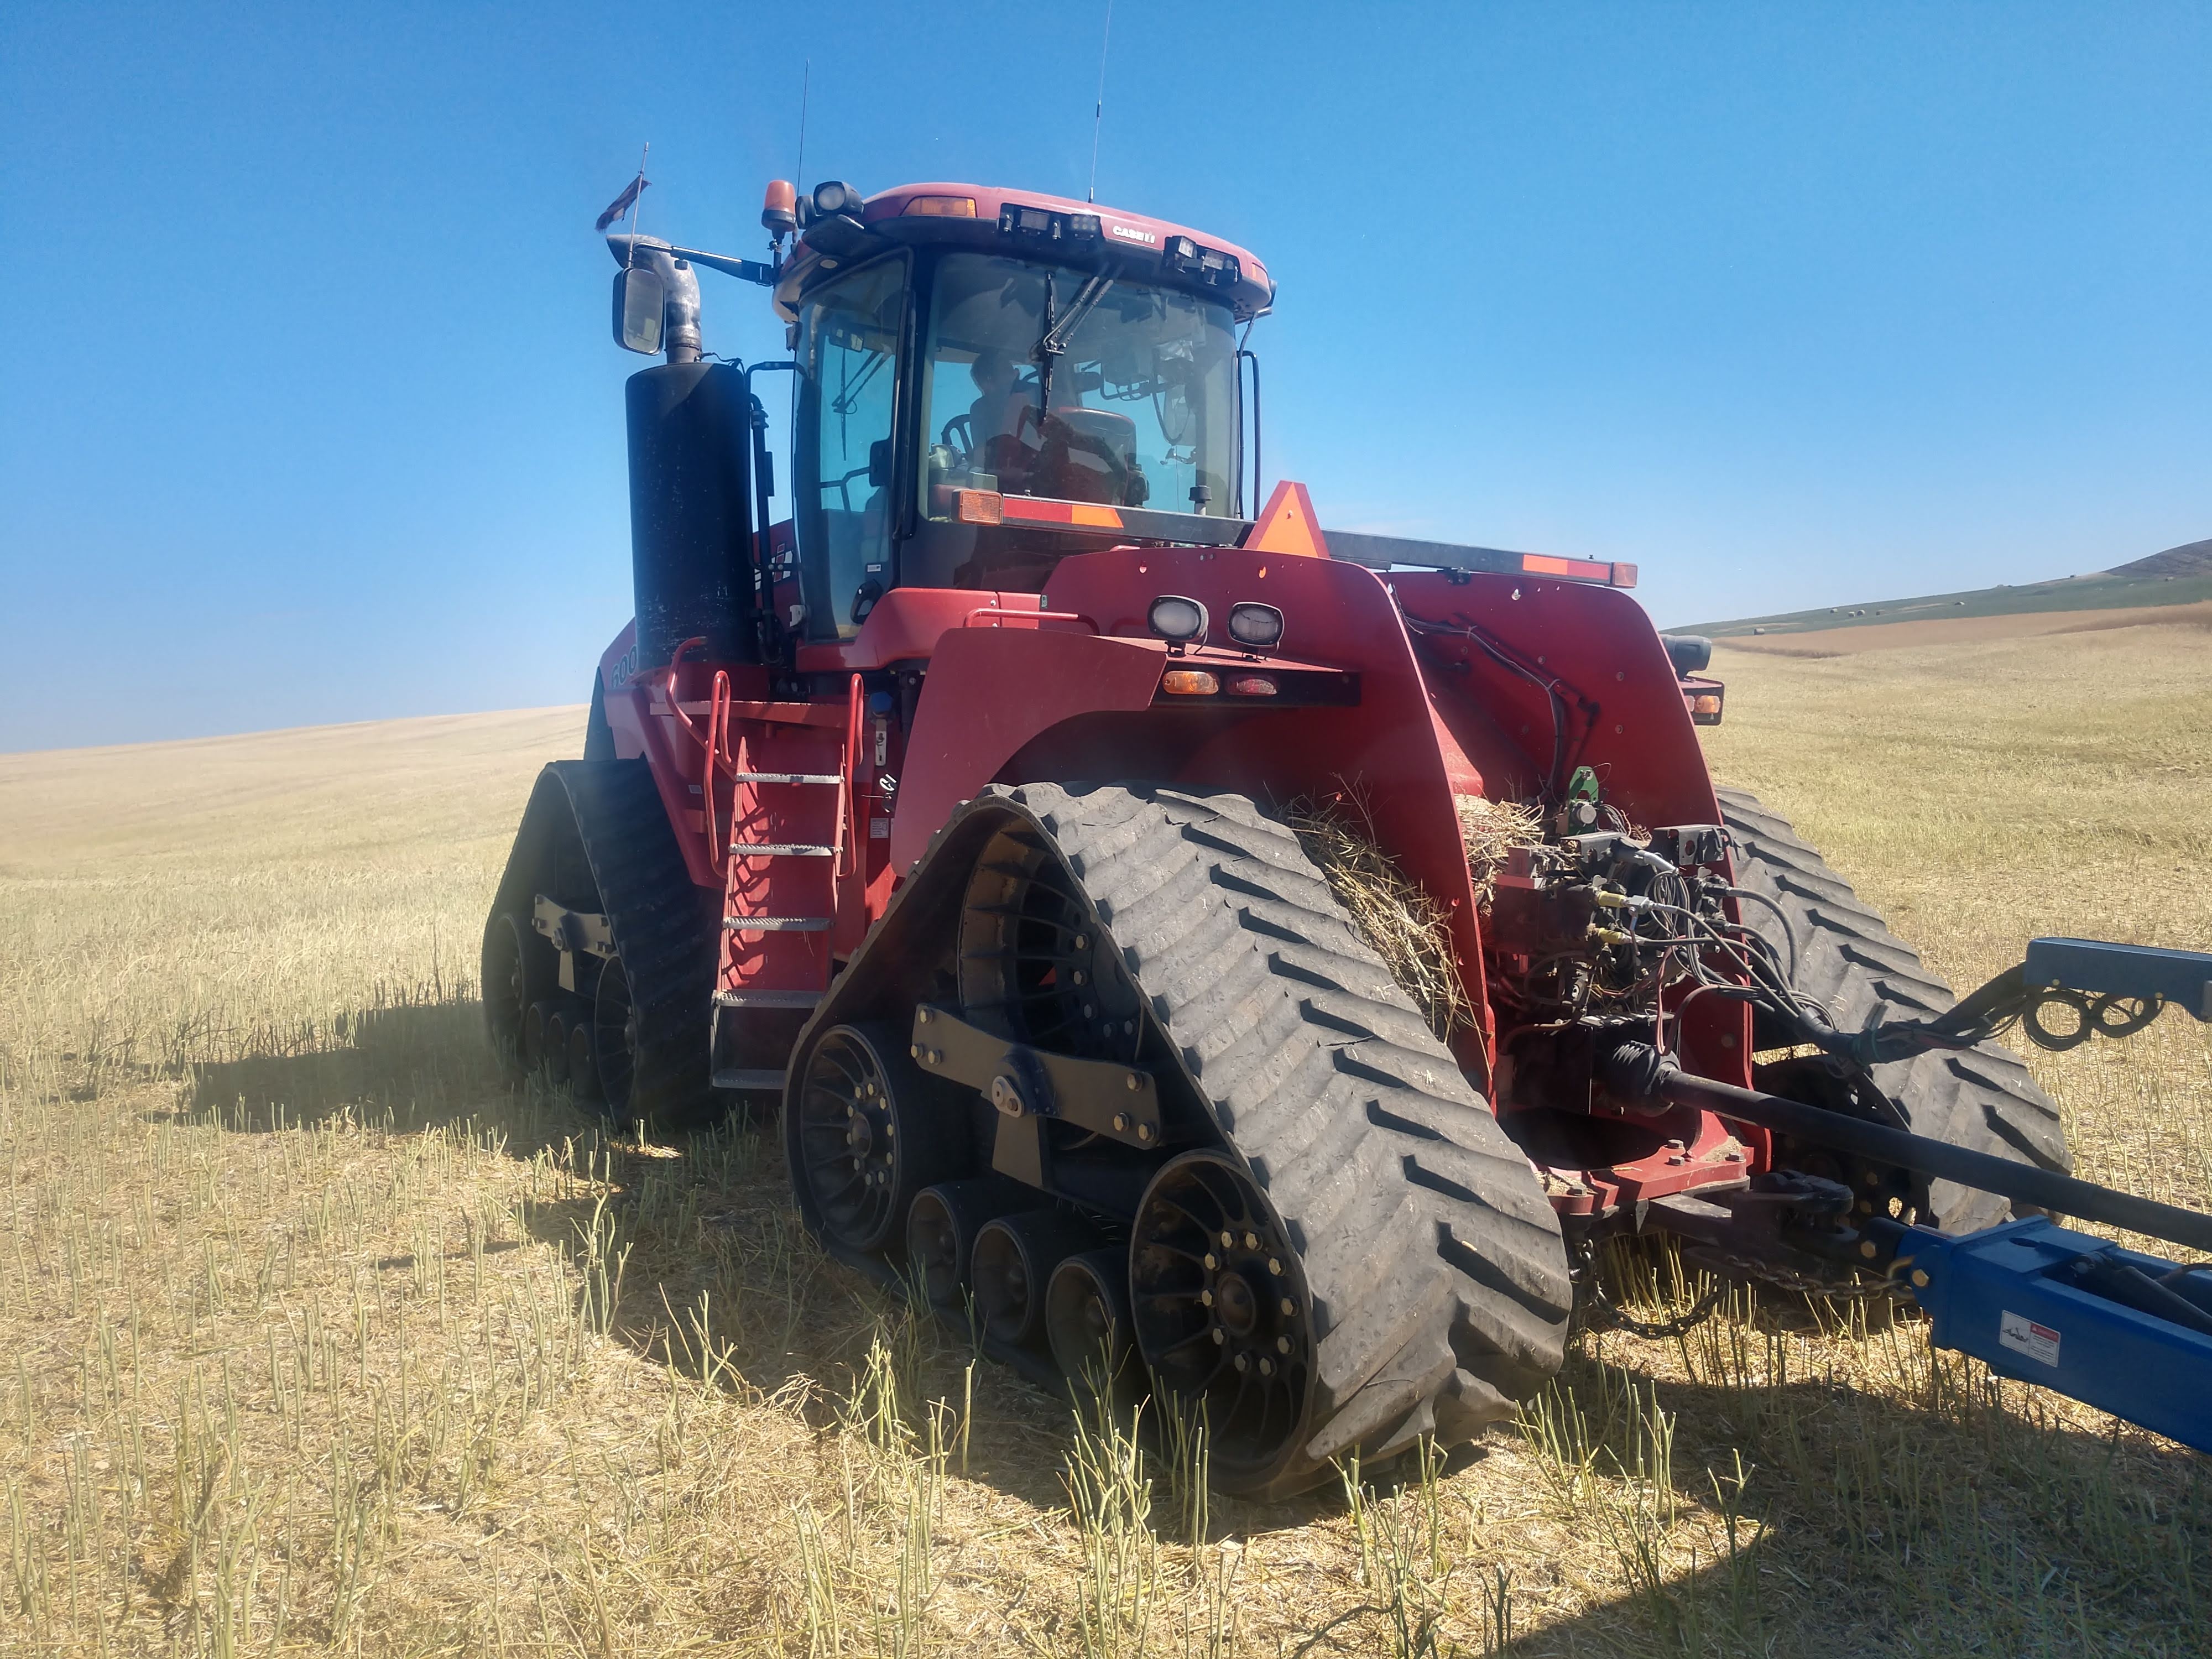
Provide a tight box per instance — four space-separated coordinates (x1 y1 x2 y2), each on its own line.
547 760 719 1126
1005 782 1571 1496
1716 786 2070 1234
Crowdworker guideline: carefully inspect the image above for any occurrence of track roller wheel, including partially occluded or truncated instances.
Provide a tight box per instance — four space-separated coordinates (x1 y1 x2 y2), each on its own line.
567 1022 601 1110
544 1006 573 1086
522 1000 552 1076
1047 1248 1137 1399
592 957 639 1119
792 1024 963 1256
1132 1151 1312 1493
482 912 536 1080
907 1177 1029 1308
973 1211 1103 1348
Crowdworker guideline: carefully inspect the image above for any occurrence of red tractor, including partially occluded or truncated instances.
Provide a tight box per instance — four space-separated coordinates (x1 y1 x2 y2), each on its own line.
484 177 2069 1499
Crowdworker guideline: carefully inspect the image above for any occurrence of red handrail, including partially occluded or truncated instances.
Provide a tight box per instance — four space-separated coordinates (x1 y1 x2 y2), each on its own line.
962 607 1097 632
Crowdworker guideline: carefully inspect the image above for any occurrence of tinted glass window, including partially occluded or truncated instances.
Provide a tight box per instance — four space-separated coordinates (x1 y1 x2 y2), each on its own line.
795 258 905 638
921 254 1238 521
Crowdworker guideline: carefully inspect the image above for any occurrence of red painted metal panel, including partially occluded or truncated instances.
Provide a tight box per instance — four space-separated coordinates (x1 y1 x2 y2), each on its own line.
903 543 1498 1080
1387 571 1723 846
890 628 1167 874
794 587 1051 672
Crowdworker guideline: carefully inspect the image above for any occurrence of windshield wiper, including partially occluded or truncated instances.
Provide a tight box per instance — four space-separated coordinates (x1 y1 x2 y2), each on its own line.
1031 269 1115 421
1041 272 1114 359
830 349 889 417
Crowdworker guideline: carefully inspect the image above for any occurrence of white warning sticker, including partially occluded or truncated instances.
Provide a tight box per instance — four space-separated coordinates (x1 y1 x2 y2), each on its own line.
1999 1311 2062 1368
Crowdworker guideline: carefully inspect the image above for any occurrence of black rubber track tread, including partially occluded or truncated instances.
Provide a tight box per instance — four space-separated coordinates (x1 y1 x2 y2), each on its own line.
546 760 719 1128
1716 785 2069 1234
1005 781 1571 1499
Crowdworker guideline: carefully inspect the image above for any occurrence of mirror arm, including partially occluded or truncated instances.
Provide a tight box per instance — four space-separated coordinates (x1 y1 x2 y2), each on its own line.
665 245 778 287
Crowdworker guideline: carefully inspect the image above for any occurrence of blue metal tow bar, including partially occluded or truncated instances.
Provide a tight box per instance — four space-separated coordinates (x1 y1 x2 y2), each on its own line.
1886 1218 2212 1454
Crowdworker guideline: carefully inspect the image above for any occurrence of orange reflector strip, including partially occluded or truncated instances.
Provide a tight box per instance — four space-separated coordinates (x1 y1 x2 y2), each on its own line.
1159 670 1220 696
999 497 1124 529
903 195 977 217
1516 550 1630 585
1224 674 1279 697
953 489 1003 525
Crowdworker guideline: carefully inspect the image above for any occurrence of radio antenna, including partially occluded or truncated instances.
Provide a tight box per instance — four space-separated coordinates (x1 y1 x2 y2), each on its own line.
794 60 811 192
1087 1 1113 203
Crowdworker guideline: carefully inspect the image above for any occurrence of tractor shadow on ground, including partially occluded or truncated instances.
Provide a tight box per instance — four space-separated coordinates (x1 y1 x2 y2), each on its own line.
178 994 589 1157
1465 1353 2212 1659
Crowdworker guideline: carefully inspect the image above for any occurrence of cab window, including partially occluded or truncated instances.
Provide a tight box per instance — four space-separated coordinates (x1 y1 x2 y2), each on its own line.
795 257 906 639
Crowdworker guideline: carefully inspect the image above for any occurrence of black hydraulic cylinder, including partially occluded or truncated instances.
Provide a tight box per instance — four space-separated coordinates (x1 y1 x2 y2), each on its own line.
1608 1048 2212 1255
625 361 757 668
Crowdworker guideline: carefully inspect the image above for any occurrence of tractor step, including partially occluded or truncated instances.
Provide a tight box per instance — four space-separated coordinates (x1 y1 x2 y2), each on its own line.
713 1067 790 1091
723 916 832 932
713 989 823 1009
730 770 842 785
728 842 836 857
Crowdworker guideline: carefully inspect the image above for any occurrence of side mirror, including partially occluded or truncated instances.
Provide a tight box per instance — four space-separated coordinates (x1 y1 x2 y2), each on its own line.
1660 634 1714 676
613 266 666 356
867 437 893 489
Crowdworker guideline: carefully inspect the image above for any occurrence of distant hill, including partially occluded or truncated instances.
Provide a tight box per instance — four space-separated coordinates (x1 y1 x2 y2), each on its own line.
1683 538 2212 639
2110 538 2212 580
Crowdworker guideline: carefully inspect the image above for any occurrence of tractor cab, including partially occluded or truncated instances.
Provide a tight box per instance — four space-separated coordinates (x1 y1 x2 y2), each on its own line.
776 184 1271 639
611 181 1274 656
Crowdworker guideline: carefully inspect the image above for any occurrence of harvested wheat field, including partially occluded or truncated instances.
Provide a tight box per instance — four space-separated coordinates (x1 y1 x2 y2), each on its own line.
2 627 2209 1658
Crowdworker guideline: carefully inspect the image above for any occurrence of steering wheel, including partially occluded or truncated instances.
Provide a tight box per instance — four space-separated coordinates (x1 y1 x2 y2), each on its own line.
939 413 974 459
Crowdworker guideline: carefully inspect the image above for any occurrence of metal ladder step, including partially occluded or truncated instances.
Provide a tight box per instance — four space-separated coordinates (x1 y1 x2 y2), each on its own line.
713 1068 789 1092
731 771 842 785
712 989 824 1009
722 916 833 932
727 842 836 858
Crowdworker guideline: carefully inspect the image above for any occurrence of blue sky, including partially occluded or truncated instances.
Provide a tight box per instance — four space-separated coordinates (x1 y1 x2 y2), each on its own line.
2 2 2205 750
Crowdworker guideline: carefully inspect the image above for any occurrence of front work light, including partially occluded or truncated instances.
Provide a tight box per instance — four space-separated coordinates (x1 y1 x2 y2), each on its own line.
1147 596 1209 644
1225 602 1284 650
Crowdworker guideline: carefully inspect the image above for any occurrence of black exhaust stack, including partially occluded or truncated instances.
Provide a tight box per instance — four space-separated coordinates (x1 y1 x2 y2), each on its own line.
609 235 760 669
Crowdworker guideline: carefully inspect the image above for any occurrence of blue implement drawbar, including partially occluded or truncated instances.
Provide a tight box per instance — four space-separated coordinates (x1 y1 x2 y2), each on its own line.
2023 937 2212 1021
1896 1217 2212 1453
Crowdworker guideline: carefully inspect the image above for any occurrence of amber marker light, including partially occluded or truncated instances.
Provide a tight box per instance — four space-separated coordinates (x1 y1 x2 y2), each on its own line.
1159 670 1220 696
904 195 978 217
953 489 1004 525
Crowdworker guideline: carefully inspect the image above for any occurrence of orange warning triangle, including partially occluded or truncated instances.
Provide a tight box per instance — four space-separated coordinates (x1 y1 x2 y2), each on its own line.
1244 480 1330 559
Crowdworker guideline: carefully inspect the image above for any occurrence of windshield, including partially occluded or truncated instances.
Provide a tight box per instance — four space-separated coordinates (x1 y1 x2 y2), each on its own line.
921 253 1238 521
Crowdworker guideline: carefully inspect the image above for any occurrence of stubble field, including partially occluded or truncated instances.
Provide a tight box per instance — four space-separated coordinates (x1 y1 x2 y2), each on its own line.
1 623 2208 1657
